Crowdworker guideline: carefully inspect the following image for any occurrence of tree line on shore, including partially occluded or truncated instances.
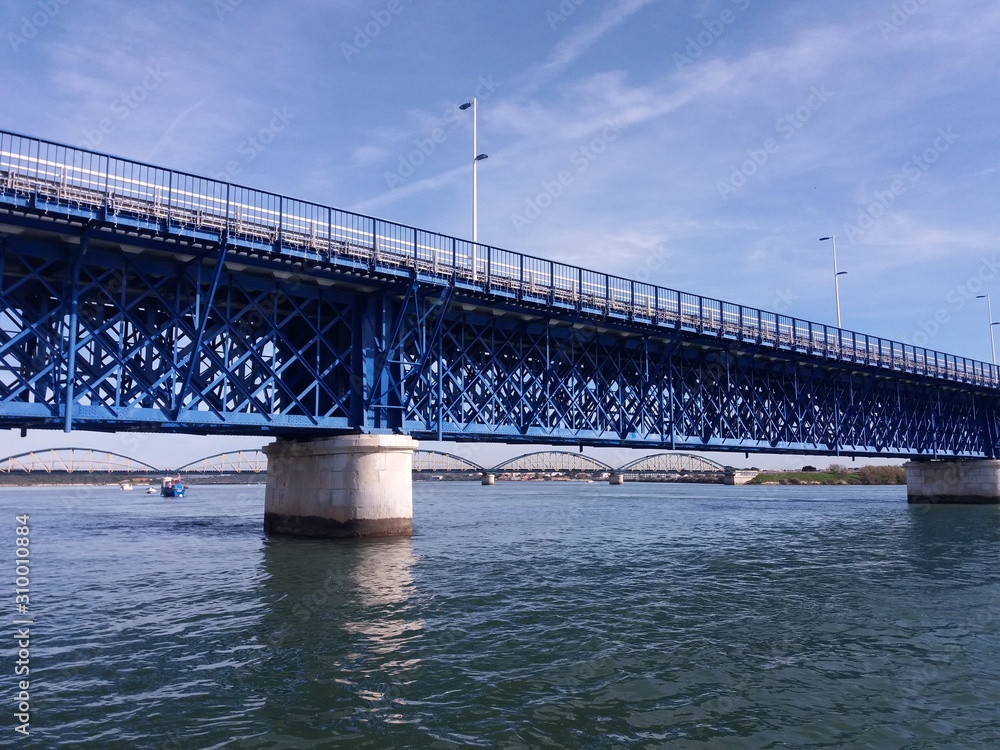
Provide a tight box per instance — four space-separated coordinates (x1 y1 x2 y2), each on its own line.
749 464 905 485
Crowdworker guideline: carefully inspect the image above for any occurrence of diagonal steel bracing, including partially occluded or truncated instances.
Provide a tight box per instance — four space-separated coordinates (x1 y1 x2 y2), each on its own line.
2 127 1000 456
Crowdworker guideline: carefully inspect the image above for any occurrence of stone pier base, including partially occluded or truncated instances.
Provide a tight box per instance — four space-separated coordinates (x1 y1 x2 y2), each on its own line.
481 473 495 486
263 435 417 537
904 459 1000 504
724 470 760 486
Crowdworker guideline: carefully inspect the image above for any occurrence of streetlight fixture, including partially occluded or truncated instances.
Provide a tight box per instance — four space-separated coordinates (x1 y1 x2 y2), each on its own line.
819 236 846 328
459 99 488 282
976 294 998 365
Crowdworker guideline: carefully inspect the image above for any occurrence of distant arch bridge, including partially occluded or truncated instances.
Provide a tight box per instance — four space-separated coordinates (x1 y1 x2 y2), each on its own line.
414 449 729 475
175 451 267 474
0 447 730 476
0 447 160 474
0 447 266 474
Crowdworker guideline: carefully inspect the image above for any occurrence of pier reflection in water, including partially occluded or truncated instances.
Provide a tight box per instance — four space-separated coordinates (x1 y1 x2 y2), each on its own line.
249 535 422 739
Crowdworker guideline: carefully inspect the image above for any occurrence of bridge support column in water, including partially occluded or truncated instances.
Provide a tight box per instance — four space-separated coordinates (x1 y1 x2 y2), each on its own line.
262 435 417 537
904 459 1000 504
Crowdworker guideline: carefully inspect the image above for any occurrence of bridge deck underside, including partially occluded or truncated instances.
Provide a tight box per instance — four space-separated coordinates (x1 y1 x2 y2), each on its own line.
1 204 998 458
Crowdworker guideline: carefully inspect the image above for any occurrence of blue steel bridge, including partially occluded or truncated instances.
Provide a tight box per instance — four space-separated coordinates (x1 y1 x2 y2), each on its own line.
1 128 999 459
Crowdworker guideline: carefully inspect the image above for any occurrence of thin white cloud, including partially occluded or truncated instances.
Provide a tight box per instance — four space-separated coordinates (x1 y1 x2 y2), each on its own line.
351 145 392 167
520 0 660 94
351 163 469 214
147 99 207 161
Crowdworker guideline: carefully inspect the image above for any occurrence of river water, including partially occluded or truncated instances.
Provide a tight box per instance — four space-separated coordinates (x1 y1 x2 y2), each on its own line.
3 482 1000 748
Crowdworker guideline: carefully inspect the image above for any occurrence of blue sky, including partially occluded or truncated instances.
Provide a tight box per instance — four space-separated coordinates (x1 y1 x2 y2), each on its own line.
2 0 999 469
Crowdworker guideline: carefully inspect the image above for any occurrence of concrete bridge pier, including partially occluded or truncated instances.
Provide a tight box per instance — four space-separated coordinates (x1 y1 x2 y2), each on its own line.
904 459 1000 504
263 435 417 537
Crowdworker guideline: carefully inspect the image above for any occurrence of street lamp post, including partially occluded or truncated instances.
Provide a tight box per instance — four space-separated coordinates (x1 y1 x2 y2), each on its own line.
459 99 488 282
976 294 998 365
819 236 846 328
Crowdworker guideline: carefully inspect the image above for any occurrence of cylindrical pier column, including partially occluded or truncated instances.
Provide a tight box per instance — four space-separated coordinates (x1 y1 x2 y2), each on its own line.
904 459 1000 504
481 472 495 485
263 435 417 537
609 473 624 485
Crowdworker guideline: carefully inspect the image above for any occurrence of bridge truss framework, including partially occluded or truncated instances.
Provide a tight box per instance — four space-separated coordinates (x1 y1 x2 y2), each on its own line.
2 129 999 459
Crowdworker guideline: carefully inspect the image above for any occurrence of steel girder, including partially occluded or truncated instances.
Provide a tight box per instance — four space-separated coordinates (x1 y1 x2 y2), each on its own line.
3 126 1000 459
0 232 359 433
392 298 1000 458
1 225 999 456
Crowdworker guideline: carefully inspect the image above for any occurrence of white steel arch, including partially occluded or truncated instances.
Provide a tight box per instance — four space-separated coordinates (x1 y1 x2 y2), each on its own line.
412 450 484 472
493 451 612 473
175 450 267 473
0 447 159 473
617 452 728 474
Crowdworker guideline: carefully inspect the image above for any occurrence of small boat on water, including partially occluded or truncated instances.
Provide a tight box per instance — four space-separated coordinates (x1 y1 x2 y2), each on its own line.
119 480 134 491
145 486 157 495
160 476 187 498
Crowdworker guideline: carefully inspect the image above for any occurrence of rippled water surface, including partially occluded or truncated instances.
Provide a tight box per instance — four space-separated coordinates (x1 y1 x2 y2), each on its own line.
5 481 1000 748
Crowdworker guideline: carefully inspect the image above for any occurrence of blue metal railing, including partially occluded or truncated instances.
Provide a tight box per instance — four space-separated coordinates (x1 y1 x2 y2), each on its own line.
1 127 997 389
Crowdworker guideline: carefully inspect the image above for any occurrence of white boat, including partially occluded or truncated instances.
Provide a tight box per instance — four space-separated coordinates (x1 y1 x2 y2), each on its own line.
145 486 157 495
119 480 134 491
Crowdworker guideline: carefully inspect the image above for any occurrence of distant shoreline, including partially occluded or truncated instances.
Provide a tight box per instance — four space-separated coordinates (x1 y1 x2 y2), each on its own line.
748 468 905 486
0 473 266 487
0 471 907 487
